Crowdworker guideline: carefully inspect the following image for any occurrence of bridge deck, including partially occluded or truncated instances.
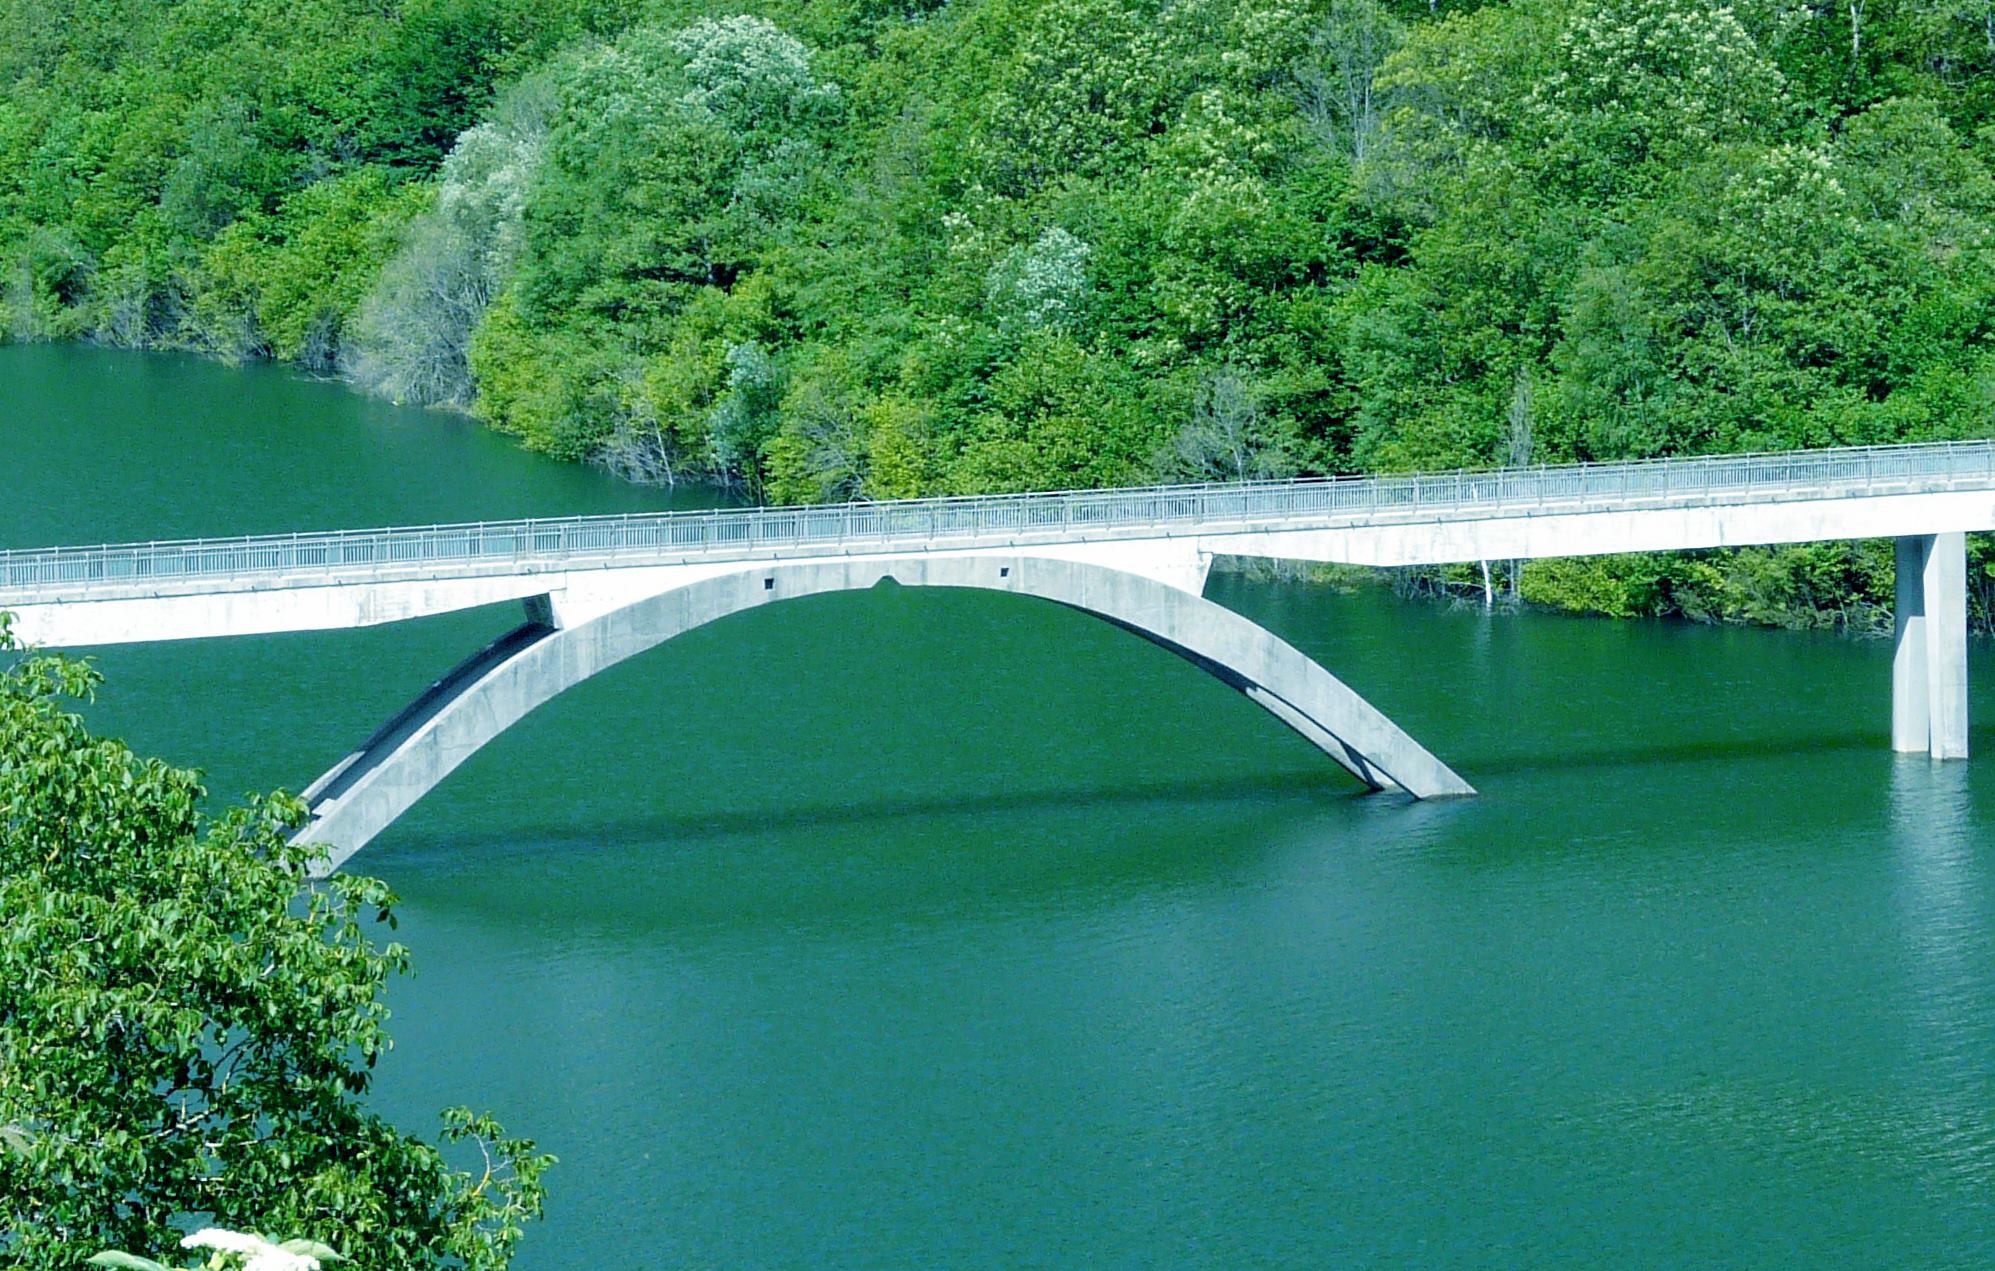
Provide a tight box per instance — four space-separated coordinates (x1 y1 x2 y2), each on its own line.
3 441 1993 605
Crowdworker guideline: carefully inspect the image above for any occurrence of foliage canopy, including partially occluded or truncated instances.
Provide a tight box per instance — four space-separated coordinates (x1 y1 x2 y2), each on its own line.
0 626 552 1271
5 0 1995 625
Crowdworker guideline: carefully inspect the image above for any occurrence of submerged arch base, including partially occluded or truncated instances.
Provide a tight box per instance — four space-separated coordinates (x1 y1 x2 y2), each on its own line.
295 555 1472 875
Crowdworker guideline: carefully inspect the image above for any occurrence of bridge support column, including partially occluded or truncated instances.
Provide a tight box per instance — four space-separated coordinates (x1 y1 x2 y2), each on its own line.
1893 533 1969 759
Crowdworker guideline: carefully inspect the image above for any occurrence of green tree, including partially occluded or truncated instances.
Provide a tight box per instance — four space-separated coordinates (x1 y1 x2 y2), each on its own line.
0 627 552 1271
7 0 1995 631
349 72 557 405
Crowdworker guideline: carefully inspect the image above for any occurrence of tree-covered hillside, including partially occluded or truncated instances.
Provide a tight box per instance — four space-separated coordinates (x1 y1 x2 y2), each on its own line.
5 0 1995 627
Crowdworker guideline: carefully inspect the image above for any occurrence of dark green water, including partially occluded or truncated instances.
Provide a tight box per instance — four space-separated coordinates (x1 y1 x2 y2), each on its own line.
9 344 1995 1268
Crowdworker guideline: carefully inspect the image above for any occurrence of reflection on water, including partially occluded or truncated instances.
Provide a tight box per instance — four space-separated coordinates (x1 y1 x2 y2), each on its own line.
8 345 1995 1269
1889 757 1989 1184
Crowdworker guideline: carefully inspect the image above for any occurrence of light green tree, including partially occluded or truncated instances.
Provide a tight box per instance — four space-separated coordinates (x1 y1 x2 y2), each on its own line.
348 72 559 405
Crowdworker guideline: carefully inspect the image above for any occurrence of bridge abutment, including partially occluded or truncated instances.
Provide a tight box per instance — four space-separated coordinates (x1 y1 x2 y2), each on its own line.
1894 532 1969 759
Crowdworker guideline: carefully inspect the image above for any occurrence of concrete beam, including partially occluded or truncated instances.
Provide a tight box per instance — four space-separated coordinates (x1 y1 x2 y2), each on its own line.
1203 489 1995 569
2 571 555 648
2 538 1215 649
11 488 1994 648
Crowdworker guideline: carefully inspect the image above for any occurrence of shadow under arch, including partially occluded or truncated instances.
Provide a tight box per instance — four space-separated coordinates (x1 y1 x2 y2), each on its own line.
296 554 1472 875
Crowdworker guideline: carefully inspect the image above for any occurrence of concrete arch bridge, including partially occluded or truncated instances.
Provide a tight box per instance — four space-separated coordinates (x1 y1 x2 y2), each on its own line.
1 441 1989 874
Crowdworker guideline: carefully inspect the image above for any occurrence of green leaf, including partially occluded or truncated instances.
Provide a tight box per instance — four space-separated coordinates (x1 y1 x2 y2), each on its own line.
279 1240 345 1262
3 646 547 1265
86 1253 174 1271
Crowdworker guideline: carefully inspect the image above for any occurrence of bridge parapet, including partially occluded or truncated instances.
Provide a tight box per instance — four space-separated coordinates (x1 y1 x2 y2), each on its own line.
3 441 1993 605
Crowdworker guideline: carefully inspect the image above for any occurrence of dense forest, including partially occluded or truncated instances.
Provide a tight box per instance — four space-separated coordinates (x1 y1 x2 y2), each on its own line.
5 0 1995 628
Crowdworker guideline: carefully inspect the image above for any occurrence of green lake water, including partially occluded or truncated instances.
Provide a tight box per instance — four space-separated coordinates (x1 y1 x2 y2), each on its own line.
7 343 1995 1268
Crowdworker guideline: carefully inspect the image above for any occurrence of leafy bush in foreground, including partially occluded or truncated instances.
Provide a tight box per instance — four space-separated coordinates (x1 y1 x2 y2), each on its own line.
0 625 552 1271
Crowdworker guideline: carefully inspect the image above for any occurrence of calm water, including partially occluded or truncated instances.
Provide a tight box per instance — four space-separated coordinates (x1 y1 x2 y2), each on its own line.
8 344 1995 1268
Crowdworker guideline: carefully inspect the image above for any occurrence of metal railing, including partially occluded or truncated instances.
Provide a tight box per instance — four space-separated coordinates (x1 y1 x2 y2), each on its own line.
4 440 1993 601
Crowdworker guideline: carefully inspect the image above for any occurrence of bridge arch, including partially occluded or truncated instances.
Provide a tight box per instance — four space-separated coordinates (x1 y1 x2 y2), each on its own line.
295 554 1472 875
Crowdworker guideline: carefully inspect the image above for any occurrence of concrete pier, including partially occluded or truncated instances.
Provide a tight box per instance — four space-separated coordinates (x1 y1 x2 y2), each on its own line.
1894 532 1969 759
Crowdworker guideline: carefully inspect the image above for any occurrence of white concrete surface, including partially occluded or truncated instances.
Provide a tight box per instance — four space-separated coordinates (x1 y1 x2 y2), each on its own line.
295 555 1472 872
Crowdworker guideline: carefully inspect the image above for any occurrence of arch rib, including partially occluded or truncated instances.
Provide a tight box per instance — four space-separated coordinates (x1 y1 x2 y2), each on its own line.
295 556 1471 875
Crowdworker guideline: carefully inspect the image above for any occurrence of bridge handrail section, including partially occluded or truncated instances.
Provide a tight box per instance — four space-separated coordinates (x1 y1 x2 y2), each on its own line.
5 441 1993 598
